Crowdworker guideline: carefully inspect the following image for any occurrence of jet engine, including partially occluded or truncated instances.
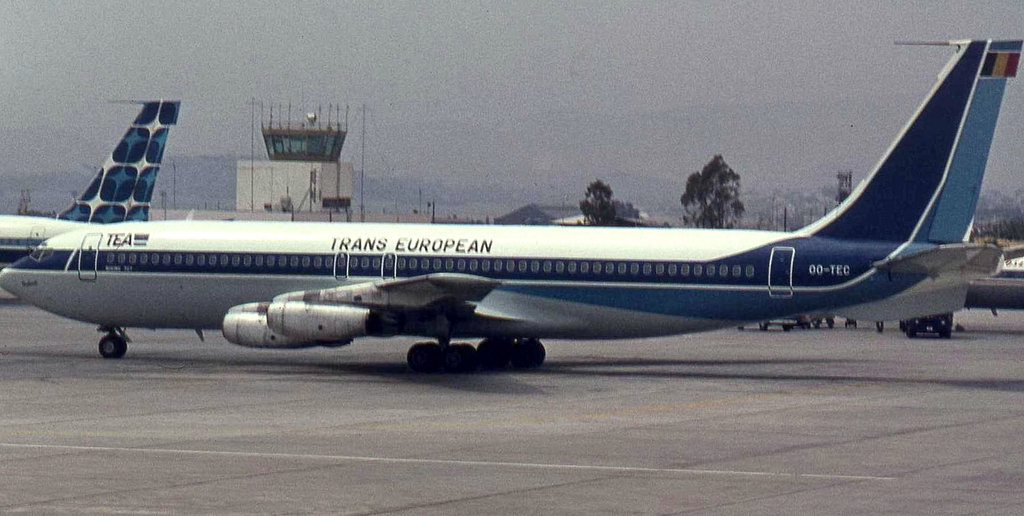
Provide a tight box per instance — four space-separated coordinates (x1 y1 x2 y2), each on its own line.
265 300 373 342
221 302 322 348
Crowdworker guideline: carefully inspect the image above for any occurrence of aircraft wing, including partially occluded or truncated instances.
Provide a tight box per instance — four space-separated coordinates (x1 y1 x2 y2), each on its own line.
277 273 502 311
872 243 1003 278
222 273 507 349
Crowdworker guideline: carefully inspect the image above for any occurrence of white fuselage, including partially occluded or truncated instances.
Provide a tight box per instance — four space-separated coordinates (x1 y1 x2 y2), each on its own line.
1 220 957 340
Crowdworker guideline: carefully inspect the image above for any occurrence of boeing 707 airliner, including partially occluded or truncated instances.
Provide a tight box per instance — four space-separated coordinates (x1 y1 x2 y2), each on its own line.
0 100 179 268
2 41 1019 373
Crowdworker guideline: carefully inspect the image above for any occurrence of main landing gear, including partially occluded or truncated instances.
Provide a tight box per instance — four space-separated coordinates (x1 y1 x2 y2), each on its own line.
406 337 546 373
97 327 129 359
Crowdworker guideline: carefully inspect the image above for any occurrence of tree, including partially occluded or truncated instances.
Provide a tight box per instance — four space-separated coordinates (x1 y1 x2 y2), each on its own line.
579 180 617 226
680 155 745 228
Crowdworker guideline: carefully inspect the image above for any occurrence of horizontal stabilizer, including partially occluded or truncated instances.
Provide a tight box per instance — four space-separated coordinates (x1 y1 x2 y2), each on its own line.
872 243 1002 278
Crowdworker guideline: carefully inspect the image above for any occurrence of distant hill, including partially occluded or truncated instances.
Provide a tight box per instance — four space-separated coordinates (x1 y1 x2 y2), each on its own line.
156 155 237 211
1 155 236 215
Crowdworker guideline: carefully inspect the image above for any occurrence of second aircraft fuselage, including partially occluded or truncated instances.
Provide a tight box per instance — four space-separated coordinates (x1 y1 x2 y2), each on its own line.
0 216 91 268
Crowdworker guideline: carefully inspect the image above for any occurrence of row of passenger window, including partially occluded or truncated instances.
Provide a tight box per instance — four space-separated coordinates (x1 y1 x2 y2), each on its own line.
102 251 757 281
105 251 333 270
391 256 756 279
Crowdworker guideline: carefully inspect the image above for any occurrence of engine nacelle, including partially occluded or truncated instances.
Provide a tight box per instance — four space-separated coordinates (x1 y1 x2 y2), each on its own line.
265 300 372 342
221 303 321 349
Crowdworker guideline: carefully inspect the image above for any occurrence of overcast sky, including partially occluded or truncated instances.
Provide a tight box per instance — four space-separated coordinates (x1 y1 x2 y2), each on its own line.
2 1 1022 213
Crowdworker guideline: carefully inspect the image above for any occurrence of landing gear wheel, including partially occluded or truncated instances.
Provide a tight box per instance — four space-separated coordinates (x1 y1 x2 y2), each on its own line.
407 342 442 372
476 338 514 369
876 321 884 333
443 343 478 373
98 334 127 359
510 338 545 369
826 317 835 329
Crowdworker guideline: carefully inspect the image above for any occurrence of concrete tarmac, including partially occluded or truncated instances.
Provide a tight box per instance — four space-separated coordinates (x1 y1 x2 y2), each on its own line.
0 302 1022 514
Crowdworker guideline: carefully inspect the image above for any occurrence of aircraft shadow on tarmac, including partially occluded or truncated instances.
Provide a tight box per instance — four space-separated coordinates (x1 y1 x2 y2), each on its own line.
539 357 1024 393
9 348 1024 393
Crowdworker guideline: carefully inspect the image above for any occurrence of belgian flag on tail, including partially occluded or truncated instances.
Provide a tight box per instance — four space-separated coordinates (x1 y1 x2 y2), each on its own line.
981 51 1019 78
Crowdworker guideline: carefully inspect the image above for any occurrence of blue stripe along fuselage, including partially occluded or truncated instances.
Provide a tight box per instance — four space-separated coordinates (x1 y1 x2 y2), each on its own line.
11 236 914 322
0 239 44 266
0 249 32 266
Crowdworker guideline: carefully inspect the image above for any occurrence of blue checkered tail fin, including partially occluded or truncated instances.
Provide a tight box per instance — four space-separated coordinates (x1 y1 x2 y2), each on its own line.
58 100 180 223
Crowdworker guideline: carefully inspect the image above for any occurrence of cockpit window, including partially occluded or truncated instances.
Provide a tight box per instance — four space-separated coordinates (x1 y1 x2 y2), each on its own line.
29 247 53 261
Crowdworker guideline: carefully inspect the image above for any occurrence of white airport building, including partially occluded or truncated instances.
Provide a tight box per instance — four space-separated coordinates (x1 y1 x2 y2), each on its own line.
235 112 354 216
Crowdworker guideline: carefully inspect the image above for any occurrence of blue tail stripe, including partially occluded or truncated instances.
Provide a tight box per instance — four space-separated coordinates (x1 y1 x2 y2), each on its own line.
989 41 1023 52
812 41 985 242
922 76 1008 242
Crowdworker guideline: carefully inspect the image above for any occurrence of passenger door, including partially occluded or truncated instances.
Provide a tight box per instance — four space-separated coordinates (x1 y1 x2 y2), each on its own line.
77 233 102 281
333 252 349 280
382 253 397 279
768 246 795 298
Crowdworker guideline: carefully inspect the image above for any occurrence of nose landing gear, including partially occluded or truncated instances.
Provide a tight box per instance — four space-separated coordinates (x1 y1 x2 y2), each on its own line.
97 327 129 359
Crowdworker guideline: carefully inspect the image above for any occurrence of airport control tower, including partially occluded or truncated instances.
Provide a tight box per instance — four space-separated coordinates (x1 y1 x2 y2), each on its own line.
236 105 353 214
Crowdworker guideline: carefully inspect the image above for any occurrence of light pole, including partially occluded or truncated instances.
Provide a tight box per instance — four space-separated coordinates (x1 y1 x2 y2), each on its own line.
360 104 366 222
250 97 256 211
171 159 177 209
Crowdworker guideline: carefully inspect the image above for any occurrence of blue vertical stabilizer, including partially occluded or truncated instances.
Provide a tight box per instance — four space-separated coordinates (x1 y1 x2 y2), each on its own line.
804 40 1019 243
919 40 1022 243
